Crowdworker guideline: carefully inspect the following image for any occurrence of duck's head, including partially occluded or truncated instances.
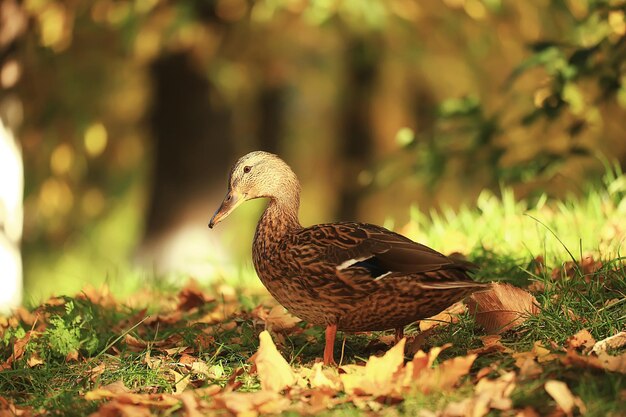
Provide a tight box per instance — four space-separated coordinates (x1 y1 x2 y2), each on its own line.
209 151 300 228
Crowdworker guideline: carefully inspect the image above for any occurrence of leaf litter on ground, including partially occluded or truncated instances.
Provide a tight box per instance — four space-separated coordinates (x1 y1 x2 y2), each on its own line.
1 254 625 416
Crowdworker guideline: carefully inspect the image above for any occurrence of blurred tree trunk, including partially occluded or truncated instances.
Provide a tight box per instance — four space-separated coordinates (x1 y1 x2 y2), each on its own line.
257 81 287 154
337 37 380 220
0 0 26 312
140 51 233 272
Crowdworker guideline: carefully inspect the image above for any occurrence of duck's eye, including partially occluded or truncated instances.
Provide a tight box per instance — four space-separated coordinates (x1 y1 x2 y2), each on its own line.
243 166 252 174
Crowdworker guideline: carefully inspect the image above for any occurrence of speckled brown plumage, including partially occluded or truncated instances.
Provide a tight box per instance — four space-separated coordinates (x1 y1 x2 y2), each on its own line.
209 151 489 364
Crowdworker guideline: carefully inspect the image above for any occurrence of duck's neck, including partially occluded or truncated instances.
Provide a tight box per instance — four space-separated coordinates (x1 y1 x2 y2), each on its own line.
256 196 301 242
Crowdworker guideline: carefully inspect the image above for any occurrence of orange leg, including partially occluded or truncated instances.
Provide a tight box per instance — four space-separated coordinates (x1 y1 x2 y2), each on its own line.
394 327 404 344
324 324 337 365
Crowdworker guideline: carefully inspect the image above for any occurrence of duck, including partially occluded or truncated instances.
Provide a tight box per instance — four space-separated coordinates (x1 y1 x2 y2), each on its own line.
209 151 488 365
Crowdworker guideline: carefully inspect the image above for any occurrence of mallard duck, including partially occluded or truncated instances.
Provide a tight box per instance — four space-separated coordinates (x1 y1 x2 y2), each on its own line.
209 151 488 365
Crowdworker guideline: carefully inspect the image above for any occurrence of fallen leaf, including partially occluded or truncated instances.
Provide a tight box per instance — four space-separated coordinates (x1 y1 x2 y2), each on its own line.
4 331 32 368
78 285 117 307
85 380 130 400
467 283 540 334
531 341 559 363
419 301 466 332
213 391 290 416
468 335 512 355
254 305 302 331
88 400 154 417
178 391 205 417
592 331 626 355
26 351 44 367
0 396 32 416
544 380 585 416
124 334 149 351
340 338 406 396
170 370 190 394
307 362 341 390
251 330 297 392
178 281 216 311
562 349 626 374
512 353 543 378
424 354 477 392
88 363 106 382
469 371 516 417
442 373 516 417
567 329 596 353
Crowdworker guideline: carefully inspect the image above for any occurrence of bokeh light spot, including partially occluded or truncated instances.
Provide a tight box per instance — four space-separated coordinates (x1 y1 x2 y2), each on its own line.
50 143 74 175
609 10 626 36
38 178 74 217
84 122 108 157
395 127 415 147
464 0 487 20
0 60 21 88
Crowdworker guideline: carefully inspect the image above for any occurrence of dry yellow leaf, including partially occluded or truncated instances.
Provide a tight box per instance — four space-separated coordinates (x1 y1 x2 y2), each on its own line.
423 354 477 391
252 330 296 392
307 362 341 390
443 372 516 417
340 338 406 396
544 380 585 416
26 352 44 367
467 283 539 334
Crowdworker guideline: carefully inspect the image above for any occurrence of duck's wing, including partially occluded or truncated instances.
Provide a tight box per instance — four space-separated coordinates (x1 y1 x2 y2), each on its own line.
296 222 482 291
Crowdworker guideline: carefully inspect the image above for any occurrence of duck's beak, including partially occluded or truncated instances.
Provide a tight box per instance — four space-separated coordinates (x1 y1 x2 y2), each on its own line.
208 190 245 228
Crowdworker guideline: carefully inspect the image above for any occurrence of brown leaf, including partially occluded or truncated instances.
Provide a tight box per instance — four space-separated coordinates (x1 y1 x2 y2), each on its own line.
468 335 512 355
251 330 297 392
88 363 106 382
544 380 585 416
1 331 33 370
566 329 596 353
0 396 32 416
419 301 466 332
467 283 540 334
77 285 117 307
178 281 216 311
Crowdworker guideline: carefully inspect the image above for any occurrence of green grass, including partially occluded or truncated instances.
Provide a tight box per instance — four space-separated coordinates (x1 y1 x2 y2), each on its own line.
3 163 626 416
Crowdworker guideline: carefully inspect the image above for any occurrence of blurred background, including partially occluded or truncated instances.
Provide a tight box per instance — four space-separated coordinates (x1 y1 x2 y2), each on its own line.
1 0 625 306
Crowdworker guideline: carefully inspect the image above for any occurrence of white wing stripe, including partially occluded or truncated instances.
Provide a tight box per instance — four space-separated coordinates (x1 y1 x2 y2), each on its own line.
336 256 373 271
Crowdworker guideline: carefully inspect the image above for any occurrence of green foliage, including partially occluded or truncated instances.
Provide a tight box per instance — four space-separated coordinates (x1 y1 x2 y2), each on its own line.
42 299 107 358
400 159 626 264
45 316 82 357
